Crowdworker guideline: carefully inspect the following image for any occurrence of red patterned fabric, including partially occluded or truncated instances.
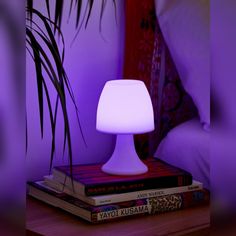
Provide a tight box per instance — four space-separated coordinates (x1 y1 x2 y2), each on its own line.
124 0 156 89
123 0 197 158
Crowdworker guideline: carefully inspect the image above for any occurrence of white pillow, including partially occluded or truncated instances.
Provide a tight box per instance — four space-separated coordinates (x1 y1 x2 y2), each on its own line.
155 0 210 129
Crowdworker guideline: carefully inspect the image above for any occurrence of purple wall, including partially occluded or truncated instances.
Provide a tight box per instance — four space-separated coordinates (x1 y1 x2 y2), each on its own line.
26 0 125 180
211 0 236 220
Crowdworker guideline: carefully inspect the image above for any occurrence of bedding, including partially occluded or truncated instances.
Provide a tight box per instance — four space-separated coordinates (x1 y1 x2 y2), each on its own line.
155 0 210 128
154 118 210 189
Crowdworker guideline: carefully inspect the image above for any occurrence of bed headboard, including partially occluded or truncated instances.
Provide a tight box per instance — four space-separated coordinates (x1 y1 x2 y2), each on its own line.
123 0 197 158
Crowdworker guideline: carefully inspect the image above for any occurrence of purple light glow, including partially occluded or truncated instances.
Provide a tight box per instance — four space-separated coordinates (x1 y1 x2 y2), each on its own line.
97 80 154 134
97 79 154 175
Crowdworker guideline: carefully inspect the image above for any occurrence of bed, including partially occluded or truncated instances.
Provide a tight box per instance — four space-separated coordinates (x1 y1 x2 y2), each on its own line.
154 118 210 190
153 0 210 190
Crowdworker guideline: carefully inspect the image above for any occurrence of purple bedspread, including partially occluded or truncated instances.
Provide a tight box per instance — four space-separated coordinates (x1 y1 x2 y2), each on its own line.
154 118 210 190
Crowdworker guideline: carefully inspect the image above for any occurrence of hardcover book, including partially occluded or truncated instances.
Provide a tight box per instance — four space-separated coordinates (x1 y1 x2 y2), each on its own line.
28 181 209 223
44 175 202 206
52 158 193 196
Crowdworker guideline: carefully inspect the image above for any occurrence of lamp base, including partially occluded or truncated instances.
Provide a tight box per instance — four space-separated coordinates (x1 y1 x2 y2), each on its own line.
102 134 148 175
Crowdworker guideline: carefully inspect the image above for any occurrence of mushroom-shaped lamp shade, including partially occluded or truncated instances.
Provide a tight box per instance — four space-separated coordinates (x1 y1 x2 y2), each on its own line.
96 80 154 175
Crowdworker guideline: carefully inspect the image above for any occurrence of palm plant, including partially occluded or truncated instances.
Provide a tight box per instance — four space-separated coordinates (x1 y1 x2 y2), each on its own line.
26 0 117 171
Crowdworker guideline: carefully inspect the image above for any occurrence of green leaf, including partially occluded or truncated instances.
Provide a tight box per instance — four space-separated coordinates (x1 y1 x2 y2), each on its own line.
27 12 86 146
99 0 107 32
76 0 82 28
26 29 44 138
45 0 51 22
28 40 74 172
27 0 33 22
68 0 74 20
41 79 56 172
112 0 118 26
70 0 93 45
27 27 75 172
25 112 28 154
54 0 64 34
85 0 94 29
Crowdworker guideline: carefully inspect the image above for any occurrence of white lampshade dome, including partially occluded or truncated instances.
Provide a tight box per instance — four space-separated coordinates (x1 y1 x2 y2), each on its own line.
96 80 154 134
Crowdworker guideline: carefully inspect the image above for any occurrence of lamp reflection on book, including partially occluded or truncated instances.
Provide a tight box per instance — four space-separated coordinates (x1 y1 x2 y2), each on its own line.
96 79 154 175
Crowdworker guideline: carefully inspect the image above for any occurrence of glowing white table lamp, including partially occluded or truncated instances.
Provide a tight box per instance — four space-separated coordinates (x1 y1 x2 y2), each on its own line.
96 79 154 175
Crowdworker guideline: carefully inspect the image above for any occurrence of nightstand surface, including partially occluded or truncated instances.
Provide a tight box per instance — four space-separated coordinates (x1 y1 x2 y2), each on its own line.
26 197 210 236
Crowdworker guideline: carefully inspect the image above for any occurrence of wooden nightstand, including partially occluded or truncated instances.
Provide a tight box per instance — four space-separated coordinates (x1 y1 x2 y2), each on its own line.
26 197 210 236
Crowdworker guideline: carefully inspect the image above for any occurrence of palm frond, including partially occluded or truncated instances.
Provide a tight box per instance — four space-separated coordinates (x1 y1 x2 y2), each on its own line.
50 95 59 169
26 9 80 171
26 0 118 171
27 0 117 45
27 33 74 171
68 0 74 20
99 0 107 32
75 0 82 28
54 0 64 34
41 79 56 171
45 0 51 21
85 0 94 28
112 0 118 26
32 16 84 142
25 112 28 154
29 33 44 138
27 0 33 22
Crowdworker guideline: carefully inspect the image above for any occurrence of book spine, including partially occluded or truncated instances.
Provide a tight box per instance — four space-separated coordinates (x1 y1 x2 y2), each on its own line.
94 182 202 205
44 176 202 206
44 177 96 205
52 171 85 195
91 190 208 223
86 175 192 196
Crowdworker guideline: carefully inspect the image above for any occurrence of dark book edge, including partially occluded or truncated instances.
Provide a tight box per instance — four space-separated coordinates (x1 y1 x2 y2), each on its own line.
27 181 209 223
53 158 193 196
85 174 192 196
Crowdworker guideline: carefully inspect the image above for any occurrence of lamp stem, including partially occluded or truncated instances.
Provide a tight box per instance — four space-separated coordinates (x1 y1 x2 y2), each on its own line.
102 134 148 175
114 134 137 158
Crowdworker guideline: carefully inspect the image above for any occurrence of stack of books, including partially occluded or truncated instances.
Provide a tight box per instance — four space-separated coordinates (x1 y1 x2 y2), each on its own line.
27 158 209 223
